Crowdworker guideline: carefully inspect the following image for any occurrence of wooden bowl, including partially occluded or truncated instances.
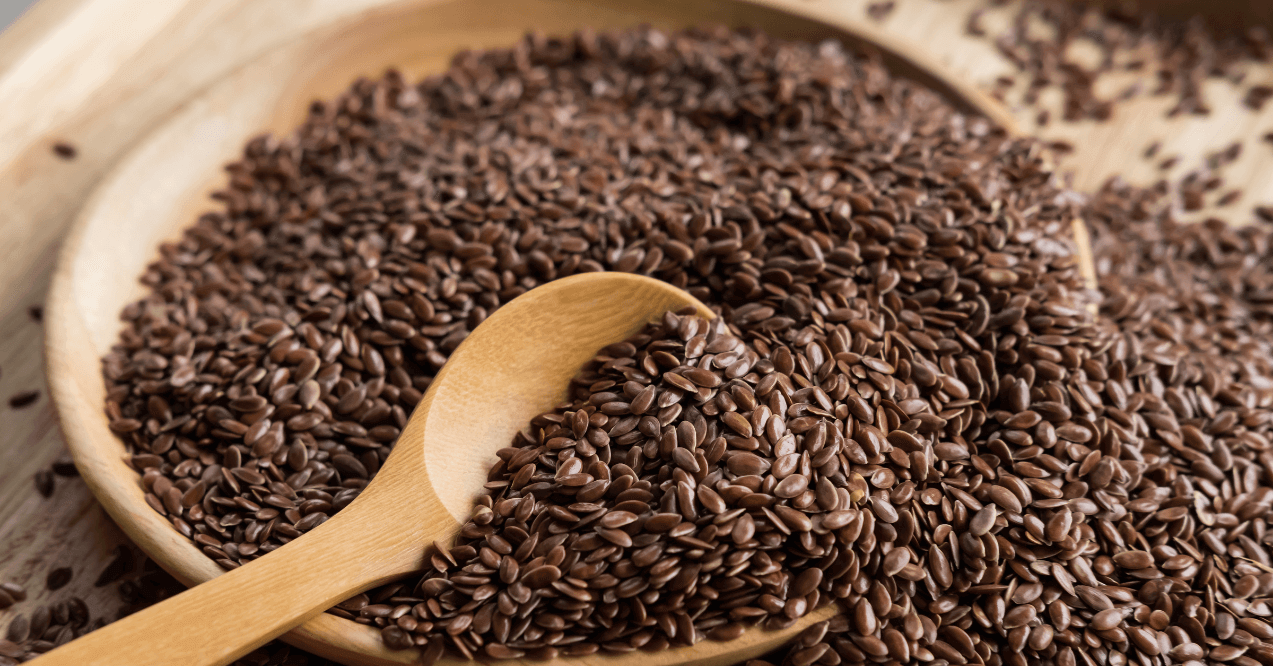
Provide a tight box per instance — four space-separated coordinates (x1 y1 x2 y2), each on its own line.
44 0 1011 663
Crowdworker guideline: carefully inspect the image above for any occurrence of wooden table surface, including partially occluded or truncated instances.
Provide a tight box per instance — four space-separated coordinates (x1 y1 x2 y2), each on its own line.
1 0 1269 660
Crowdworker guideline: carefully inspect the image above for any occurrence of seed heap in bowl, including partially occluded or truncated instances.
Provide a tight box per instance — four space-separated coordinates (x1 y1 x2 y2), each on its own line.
101 25 1273 666
378 310 847 658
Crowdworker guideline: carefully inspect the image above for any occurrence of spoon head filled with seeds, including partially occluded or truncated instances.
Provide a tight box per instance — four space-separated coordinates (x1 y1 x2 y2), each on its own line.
32 271 836 666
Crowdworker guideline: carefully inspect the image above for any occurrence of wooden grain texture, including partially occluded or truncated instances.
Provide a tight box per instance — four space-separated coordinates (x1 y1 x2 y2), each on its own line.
0 0 1267 664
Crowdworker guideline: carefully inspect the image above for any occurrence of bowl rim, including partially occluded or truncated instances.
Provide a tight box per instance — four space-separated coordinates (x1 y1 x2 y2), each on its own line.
43 0 1014 663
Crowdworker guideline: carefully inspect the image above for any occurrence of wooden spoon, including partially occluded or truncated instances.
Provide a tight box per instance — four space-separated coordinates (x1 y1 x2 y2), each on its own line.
32 271 836 666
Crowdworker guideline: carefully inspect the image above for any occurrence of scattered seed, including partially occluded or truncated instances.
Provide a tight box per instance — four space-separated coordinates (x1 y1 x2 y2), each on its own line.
45 568 72 592
866 1 895 21
8 392 39 409
52 143 76 160
32 471 53 498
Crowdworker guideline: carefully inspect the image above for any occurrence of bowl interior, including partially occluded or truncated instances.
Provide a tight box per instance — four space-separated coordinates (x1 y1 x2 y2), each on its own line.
45 0 1008 663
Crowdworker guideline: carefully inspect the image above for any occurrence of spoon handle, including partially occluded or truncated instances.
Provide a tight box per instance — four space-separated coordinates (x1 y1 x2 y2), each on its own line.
27 491 435 666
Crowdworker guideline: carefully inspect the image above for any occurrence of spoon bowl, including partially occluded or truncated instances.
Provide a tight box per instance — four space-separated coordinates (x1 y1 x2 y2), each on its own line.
417 274 709 526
